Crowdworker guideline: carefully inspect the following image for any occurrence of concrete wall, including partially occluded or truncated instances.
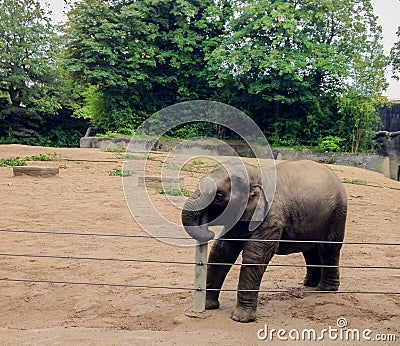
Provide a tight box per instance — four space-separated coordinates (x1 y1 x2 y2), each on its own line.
81 137 390 177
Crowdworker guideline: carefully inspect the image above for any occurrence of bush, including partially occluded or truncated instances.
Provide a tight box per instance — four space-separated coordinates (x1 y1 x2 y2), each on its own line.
317 136 344 153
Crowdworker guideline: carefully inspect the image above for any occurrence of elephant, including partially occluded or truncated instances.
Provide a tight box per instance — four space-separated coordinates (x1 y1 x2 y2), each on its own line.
181 159 347 322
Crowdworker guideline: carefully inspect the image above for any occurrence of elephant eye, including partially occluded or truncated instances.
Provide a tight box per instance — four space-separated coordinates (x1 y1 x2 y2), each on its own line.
215 191 225 202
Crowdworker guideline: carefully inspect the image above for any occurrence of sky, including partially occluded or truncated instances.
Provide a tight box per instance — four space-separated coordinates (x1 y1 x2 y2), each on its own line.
40 0 400 98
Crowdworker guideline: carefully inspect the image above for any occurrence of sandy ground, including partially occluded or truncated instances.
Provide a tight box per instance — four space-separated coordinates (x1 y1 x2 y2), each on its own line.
0 144 399 345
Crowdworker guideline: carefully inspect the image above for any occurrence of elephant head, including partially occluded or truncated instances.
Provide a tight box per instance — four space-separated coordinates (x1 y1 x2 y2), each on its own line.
181 160 269 242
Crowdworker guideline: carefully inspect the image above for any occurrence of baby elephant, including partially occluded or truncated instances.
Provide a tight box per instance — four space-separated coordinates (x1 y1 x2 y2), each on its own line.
182 159 347 322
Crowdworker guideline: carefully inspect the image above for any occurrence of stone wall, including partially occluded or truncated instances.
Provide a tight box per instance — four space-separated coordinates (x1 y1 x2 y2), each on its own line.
273 148 388 175
379 101 400 132
81 136 390 177
378 101 400 180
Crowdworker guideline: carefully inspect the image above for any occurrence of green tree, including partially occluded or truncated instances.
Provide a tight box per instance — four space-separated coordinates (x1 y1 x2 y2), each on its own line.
64 0 222 133
391 24 400 81
63 0 388 151
337 0 388 152
338 91 387 153
0 0 66 142
206 0 388 149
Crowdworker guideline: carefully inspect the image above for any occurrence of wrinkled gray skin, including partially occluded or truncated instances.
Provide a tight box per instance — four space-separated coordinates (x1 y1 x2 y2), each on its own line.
181 160 347 323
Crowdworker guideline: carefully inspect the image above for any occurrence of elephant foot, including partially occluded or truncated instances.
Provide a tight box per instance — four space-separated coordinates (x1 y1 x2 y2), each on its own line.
205 299 220 310
303 275 320 287
231 305 257 323
317 279 340 292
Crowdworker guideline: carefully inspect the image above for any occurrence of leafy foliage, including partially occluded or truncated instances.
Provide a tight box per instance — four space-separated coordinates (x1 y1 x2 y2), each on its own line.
0 0 87 146
0 152 59 167
63 0 387 152
0 157 27 167
0 0 390 152
338 91 387 152
206 0 387 150
391 22 400 81
64 0 220 132
317 136 344 153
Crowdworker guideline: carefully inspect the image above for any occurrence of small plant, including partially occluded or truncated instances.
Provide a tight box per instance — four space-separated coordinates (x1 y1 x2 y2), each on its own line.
104 131 118 138
0 153 60 167
123 154 155 161
27 153 60 161
182 159 204 172
109 168 133 177
0 157 27 167
317 136 344 153
191 159 204 166
124 154 144 160
59 164 68 169
106 145 125 153
343 178 367 185
158 186 190 197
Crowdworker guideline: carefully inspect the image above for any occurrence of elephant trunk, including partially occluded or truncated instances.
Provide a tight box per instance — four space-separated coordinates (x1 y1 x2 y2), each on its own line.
181 196 215 243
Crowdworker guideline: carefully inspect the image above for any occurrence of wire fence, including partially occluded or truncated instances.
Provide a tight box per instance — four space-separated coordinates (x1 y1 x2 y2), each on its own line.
1 229 399 246
1 228 399 296
0 252 399 270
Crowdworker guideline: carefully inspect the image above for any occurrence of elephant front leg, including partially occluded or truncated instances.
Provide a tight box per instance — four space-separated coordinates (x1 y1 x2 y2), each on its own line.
206 239 242 310
232 241 278 323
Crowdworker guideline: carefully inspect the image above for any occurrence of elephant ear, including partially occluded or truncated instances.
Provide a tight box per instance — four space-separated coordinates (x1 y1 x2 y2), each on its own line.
240 184 269 232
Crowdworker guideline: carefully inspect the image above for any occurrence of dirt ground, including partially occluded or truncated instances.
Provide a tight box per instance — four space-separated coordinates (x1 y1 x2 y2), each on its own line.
0 144 399 345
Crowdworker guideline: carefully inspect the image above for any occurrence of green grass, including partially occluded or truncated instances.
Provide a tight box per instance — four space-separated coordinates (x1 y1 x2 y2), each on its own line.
105 145 125 153
158 186 190 197
123 154 155 161
27 153 59 161
0 153 60 167
96 131 133 139
108 168 133 177
343 178 367 185
182 159 204 172
165 163 182 171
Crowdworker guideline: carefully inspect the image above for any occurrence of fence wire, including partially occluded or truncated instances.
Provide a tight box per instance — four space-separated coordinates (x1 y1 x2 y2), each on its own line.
1 229 399 246
1 228 399 295
0 253 399 270
0 278 399 295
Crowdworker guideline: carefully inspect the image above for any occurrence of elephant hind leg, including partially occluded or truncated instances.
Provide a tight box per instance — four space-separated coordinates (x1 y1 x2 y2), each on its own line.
318 243 342 291
302 246 322 287
318 208 346 291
